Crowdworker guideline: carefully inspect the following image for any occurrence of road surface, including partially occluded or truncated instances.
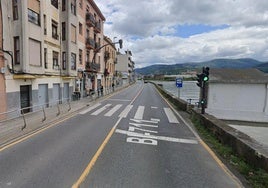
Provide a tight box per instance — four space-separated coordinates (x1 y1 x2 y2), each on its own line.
0 81 242 188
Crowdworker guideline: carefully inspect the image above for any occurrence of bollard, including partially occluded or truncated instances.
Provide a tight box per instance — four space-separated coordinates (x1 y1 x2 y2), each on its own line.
21 109 27 130
57 103 60 116
68 100 71 111
42 106 46 122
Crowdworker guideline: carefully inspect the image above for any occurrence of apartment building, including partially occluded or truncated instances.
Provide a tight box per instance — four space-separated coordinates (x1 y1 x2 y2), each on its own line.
79 0 105 96
103 36 116 92
0 2 7 117
115 50 135 85
0 0 105 115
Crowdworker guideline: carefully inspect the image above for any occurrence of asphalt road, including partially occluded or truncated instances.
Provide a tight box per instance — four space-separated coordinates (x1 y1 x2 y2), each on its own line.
0 81 242 188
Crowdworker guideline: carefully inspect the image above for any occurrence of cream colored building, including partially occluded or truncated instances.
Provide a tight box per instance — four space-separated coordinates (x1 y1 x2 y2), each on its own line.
0 2 7 118
0 0 106 115
103 36 116 93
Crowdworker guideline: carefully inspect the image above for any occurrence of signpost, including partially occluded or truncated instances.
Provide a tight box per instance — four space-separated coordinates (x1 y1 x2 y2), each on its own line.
175 77 183 98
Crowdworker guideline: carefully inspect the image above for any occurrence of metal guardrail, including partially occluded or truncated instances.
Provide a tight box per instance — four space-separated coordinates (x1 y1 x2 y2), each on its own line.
0 98 71 130
0 83 131 132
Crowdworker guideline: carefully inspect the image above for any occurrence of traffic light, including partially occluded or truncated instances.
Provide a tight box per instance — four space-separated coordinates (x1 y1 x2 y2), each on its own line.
202 67 210 82
196 73 203 88
119 39 123 49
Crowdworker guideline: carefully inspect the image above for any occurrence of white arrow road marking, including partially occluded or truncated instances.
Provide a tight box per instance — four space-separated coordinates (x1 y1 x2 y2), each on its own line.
115 129 198 144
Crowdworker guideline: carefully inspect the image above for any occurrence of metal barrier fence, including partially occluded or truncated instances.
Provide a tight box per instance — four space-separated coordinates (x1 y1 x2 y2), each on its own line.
0 98 72 130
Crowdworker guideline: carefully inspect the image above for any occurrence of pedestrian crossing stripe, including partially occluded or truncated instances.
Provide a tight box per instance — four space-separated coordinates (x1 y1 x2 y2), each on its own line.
80 104 179 124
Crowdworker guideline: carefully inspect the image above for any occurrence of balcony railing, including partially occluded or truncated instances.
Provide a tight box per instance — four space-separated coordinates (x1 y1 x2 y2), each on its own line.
85 37 95 49
86 13 95 27
94 22 101 33
94 42 100 51
85 62 100 73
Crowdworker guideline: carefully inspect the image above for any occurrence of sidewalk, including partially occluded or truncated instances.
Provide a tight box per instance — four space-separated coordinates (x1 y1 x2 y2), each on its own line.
0 85 128 147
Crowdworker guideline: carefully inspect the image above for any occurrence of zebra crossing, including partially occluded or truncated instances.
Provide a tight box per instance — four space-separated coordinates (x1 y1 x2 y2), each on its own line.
79 103 180 124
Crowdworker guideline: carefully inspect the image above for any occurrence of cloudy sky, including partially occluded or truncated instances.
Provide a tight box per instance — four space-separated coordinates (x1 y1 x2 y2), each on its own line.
95 0 268 68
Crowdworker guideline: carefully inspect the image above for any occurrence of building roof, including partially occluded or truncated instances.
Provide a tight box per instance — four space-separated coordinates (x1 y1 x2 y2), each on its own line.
209 68 268 84
88 0 106 21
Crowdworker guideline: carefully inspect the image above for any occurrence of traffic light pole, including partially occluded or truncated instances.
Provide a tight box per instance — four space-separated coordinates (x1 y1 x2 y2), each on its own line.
201 82 206 114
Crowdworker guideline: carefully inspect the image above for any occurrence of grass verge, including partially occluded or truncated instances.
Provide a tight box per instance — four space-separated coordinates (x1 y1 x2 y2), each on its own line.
191 116 268 188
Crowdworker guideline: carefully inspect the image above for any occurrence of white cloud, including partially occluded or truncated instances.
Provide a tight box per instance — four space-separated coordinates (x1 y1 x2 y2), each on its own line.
95 0 268 68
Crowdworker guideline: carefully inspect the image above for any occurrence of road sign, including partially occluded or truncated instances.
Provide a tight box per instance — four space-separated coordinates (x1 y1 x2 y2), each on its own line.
176 78 183 88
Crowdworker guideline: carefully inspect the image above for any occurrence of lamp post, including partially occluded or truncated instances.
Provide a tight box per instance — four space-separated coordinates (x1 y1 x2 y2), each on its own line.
90 39 123 95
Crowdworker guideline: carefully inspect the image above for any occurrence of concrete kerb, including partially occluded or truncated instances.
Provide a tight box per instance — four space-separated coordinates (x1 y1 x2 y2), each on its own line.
151 81 268 172
0 84 132 148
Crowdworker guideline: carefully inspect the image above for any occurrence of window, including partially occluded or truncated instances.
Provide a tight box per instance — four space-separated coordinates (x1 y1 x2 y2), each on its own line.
86 29 90 38
44 15 47 35
71 0 76 15
29 39 41 66
44 48 47 69
14 37 20 65
51 0 58 9
71 24 76 43
62 0 66 11
86 50 90 62
79 22 83 35
79 0 83 8
52 20 58 39
12 0 18 20
62 22 66 41
71 53 76 70
53 51 59 70
79 49 82 65
28 0 40 25
28 9 40 25
62 52 66 70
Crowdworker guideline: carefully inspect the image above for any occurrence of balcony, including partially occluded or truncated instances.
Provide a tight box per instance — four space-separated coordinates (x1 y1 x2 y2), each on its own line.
94 22 101 33
85 61 100 73
85 37 95 49
86 13 95 27
94 42 100 52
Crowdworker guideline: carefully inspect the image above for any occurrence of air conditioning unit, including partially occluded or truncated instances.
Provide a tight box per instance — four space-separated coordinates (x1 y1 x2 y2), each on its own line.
0 67 5 74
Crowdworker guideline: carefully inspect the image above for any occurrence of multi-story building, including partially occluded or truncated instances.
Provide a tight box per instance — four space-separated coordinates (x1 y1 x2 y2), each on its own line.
83 0 105 95
103 36 116 93
0 2 7 118
115 50 135 85
0 0 105 115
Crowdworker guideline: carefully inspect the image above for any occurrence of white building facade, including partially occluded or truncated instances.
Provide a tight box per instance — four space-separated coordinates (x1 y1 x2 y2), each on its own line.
206 68 268 122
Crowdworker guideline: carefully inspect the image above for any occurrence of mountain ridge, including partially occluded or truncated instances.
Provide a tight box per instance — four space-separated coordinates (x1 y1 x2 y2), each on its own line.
135 58 267 75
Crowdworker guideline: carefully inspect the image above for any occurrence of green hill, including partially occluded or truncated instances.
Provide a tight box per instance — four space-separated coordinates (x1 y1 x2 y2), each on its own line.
135 58 265 75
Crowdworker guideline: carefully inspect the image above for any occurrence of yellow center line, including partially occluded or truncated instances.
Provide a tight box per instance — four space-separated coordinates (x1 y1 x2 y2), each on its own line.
72 83 144 188
0 113 77 152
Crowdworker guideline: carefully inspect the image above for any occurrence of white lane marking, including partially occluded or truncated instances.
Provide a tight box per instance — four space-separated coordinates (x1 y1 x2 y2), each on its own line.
91 104 112 115
104 104 122 117
164 108 179 124
108 99 131 102
119 105 133 118
151 106 158 109
151 118 160 122
115 129 198 144
79 103 101 115
134 106 145 120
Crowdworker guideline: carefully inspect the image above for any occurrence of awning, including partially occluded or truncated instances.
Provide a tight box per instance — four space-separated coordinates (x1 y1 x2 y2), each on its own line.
13 74 36 79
